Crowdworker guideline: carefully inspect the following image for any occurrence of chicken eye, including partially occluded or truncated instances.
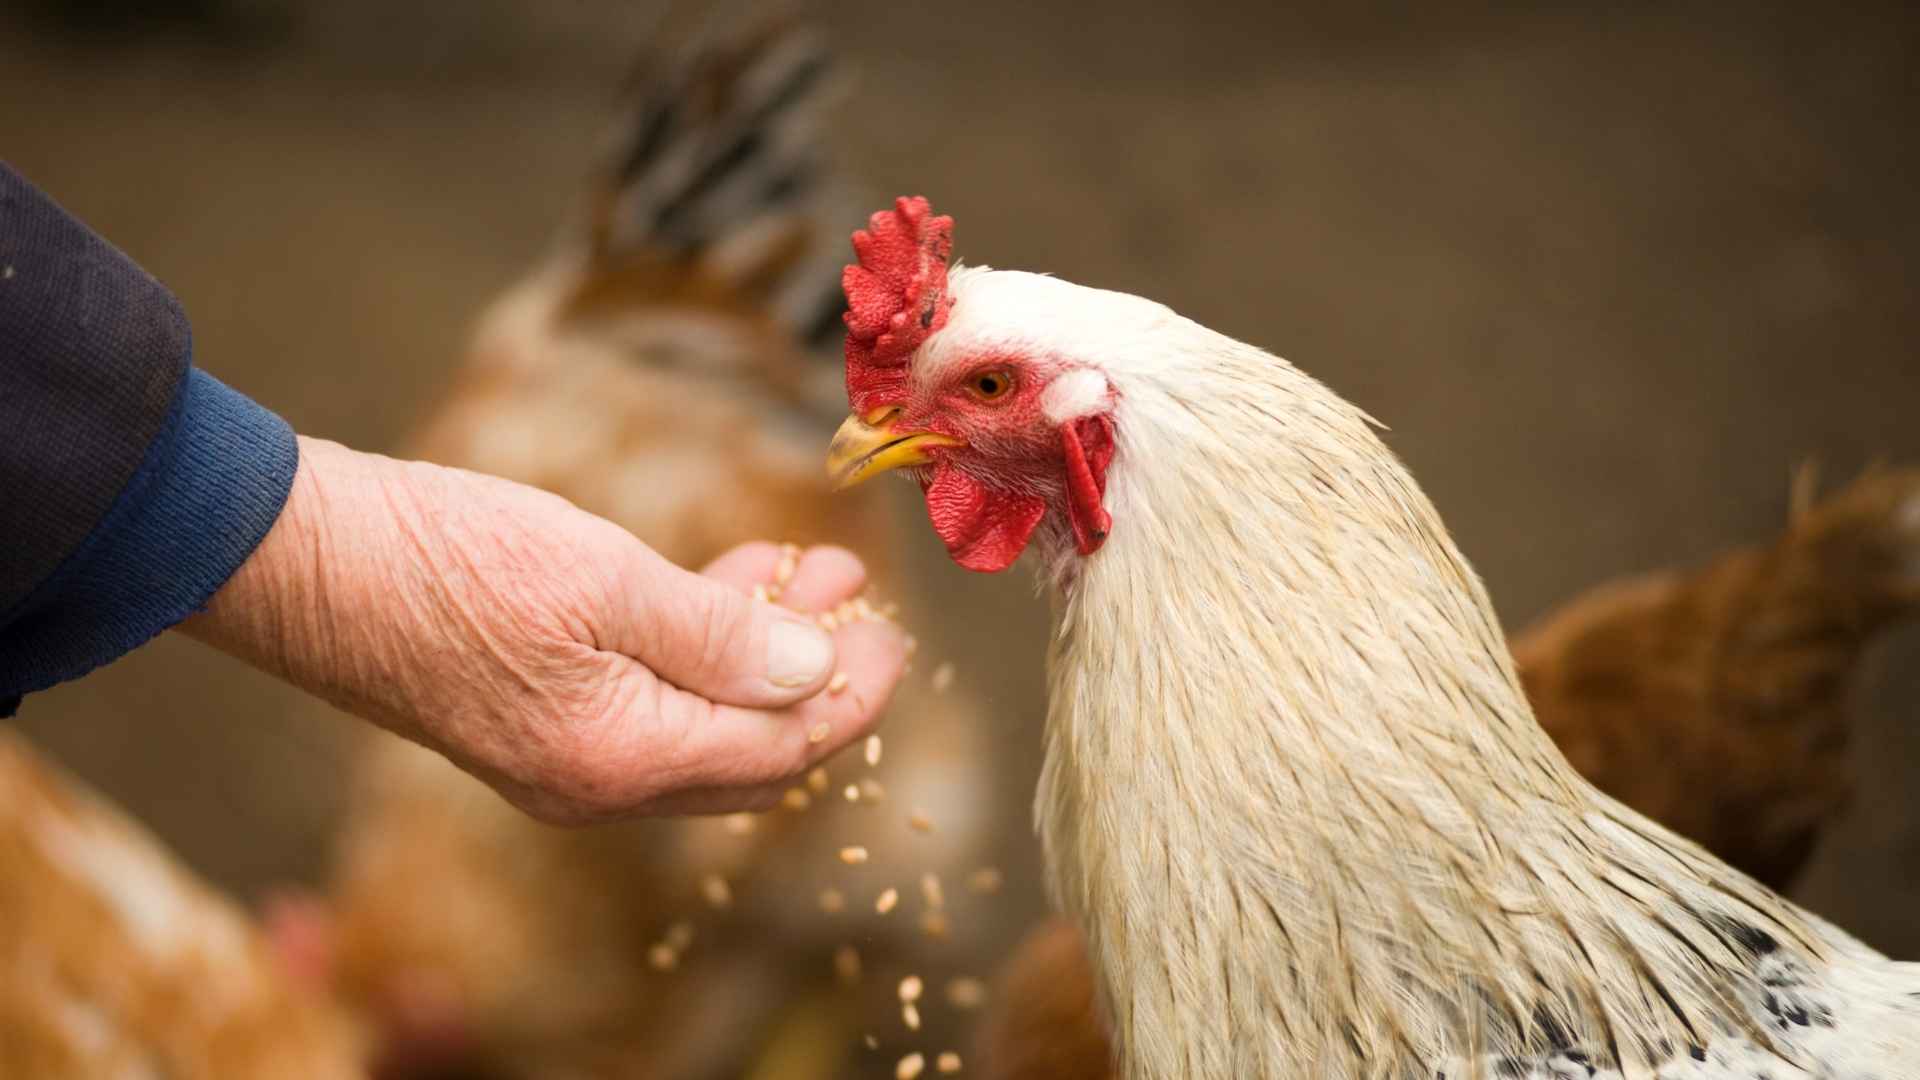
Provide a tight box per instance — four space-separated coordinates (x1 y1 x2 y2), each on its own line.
969 370 1014 401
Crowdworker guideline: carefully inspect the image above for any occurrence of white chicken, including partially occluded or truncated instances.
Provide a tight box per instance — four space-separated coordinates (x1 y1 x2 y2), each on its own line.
826 197 1920 1079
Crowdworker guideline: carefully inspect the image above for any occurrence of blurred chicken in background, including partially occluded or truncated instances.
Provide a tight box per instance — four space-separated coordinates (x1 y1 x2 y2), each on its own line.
285 17 1005 1078
0 733 360 1079
975 467 1920 1080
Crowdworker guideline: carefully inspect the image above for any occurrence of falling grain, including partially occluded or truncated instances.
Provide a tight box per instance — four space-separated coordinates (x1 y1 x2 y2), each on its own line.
937 1051 962 1074
834 944 862 983
723 813 755 836
898 975 924 1003
839 846 869 865
664 921 695 951
865 735 883 767
902 1002 922 1031
965 867 1003 895
864 1033 880 1050
875 887 899 914
782 788 812 811
700 875 733 910
648 944 678 972
819 887 846 914
807 767 830 794
931 662 955 693
908 809 934 833
945 978 987 1010
859 778 887 802
896 1053 925 1080
919 910 951 939
844 784 862 803
920 872 945 910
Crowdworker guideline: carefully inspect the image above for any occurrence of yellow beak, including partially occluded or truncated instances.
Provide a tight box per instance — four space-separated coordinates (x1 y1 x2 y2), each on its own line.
826 409 964 491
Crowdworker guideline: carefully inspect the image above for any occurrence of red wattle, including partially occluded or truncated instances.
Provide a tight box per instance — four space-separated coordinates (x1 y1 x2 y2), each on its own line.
923 464 1047 573
1061 415 1115 555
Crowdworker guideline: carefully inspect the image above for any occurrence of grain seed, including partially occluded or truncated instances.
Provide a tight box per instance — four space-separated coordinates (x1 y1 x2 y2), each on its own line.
898 975 924 1003
937 1051 962 1073
920 873 945 910
839 846 869 865
919 910 951 939
700 875 732 910
819 888 846 914
965 867 1003 895
723 813 755 836
834 944 862 983
664 921 695 951
865 735 883 767
908 809 934 833
782 788 811 811
896 1053 925 1079
648 944 678 972
807 767 830 794
946 978 987 1010
931 662 955 693
875 887 899 914
902 1002 922 1031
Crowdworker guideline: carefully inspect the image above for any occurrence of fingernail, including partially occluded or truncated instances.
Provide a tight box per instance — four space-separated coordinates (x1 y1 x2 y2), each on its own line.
767 619 834 688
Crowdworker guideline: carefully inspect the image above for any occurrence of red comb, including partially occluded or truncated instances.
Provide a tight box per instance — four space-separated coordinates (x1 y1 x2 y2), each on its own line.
843 196 954 415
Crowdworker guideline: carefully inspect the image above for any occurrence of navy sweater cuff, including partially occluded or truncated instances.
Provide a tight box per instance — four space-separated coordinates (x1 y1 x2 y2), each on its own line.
0 368 298 715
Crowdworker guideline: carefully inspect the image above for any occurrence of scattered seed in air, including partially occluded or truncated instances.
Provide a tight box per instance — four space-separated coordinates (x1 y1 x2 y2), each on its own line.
946 977 987 1010
896 1052 926 1080
865 735 883 767
648 944 678 972
782 788 811 811
859 778 887 803
834 944 862 983
966 867 1003 895
664 921 694 951
808 722 831 744
875 887 899 914
701 875 732 910
864 1033 880 1050
937 1051 962 1074
902 1002 922 1031
931 662 955 693
898 975 924 1003
908 809 934 833
845 784 862 804
807 767 830 794
839 846 869 865
920 873 945 910
723 813 754 836
819 887 846 914
919 910 951 939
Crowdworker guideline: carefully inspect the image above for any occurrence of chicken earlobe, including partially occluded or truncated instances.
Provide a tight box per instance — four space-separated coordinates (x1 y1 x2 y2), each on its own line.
1061 414 1115 555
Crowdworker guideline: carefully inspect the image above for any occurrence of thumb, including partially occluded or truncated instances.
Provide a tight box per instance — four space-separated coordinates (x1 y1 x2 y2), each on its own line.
607 543 838 709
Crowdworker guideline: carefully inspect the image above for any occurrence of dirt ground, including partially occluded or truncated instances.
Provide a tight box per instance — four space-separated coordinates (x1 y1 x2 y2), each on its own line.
5 0 1918 972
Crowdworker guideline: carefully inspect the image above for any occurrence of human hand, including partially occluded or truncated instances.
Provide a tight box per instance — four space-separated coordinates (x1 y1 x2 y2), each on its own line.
182 437 907 824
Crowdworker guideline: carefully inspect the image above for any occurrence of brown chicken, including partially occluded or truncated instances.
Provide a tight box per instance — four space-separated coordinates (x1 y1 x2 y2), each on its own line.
975 466 1920 1080
288 20 1004 1079
0 732 360 1078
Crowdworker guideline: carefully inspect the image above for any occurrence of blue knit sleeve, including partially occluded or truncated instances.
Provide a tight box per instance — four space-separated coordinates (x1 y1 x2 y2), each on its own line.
0 163 299 716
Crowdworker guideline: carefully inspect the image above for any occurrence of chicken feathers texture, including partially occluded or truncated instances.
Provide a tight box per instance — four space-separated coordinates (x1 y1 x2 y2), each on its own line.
0 733 359 1078
978 468 1920 1079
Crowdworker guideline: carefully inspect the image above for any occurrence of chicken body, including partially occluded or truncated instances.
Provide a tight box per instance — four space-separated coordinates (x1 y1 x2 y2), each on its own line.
978 468 1920 1079
831 254 1920 1078
316 27 1001 1078
0 733 359 1078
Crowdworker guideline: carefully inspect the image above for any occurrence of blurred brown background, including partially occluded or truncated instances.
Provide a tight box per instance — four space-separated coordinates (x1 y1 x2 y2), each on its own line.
5 0 1918 967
